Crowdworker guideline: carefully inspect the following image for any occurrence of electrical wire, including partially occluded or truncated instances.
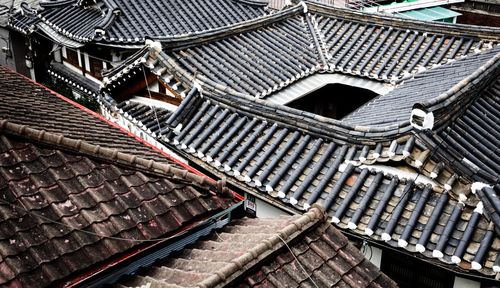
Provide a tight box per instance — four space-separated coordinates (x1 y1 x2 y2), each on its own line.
0 196 179 243
142 65 164 135
277 234 320 288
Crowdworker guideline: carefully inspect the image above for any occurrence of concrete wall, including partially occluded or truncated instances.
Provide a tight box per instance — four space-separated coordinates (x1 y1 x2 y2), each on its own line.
362 244 382 268
253 196 291 218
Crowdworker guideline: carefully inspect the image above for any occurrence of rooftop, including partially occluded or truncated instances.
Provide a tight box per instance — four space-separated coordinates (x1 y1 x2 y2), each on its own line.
10 0 270 46
0 66 236 287
117 206 397 288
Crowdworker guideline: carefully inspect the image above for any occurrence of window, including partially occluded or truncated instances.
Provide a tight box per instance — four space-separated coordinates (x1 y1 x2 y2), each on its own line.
64 48 80 68
381 249 454 288
285 83 378 120
89 57 104 79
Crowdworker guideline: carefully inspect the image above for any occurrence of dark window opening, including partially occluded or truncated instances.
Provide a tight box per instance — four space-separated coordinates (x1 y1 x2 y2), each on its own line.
89 56 103 79
64 48 80 69
381 248 454 288
286 83 378 120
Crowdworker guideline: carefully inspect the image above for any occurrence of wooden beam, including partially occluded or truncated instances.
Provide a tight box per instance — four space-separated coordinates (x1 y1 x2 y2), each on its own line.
139 91 182 106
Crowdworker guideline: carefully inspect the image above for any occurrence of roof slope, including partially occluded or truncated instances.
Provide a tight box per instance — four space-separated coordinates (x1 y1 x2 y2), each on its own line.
417 76 500 184
165 10 321 98
113 88 500 278
11 0 269 45
0 66 176 165
118 207 397 288
343 48 499 126
0 120 234 288
121 2 500 101
310 5 494 83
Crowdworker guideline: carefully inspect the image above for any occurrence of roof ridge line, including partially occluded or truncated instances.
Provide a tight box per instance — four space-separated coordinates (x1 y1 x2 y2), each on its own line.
305 11 328 70
161 4 304 49
412 48 500 130
231 0 269 7
0 119 229 195
305 1 500 41
196 205 326 287
202 89 407 143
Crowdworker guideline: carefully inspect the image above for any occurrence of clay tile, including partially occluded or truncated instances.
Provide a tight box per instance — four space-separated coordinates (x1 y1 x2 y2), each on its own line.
0 120 7 129
250 242 268 258
280 224 298 238
217 262 239 281
36 130 45 141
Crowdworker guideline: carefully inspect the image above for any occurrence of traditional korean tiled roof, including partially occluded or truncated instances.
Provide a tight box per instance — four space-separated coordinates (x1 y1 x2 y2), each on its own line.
121 2 500 101
0 0 39 27
0 119 234 288
111 83 500 278
93 1 500 281
49 62 101 98
414 67 500 185
10 0 269 45
343 47 500 127
0 66 177 165
117 206 397 288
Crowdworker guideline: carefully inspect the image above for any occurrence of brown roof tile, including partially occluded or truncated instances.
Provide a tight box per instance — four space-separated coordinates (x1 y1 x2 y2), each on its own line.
0 125 234 287
0 69 236 287
0 66 186 167
118 206 397 288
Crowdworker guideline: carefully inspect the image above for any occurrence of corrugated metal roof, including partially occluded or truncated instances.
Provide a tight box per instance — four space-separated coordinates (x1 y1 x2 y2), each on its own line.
400 6 462 21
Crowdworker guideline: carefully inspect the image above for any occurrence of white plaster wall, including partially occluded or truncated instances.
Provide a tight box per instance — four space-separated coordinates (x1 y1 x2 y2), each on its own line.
251 196 292 218
362 244 382 268
453 277 480 288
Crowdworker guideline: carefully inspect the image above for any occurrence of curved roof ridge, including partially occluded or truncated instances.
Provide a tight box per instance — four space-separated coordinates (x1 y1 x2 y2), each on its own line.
203 88 408 143
230 0 270 7
413 48 500 131
39 0 76 9
161 3 304 48
305 0 500 41
0 119 230 195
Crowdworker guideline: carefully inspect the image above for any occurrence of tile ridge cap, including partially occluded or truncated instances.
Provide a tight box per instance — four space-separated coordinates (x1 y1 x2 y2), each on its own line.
196 205 326 288
0 119 228 195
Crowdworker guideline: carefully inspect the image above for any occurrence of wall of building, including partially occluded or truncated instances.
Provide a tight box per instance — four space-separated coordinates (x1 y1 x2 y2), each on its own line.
453 277 480 288
455 10 500 27
0 29 31 78
0 27 15 69
254 195 291 218
362 244 382 268
450 0 500 27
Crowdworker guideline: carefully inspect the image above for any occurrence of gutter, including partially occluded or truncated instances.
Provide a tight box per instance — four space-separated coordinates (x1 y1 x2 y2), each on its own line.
70 202 245 288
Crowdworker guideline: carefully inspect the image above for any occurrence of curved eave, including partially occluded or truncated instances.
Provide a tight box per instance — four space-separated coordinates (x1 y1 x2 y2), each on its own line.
38 22 85 48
